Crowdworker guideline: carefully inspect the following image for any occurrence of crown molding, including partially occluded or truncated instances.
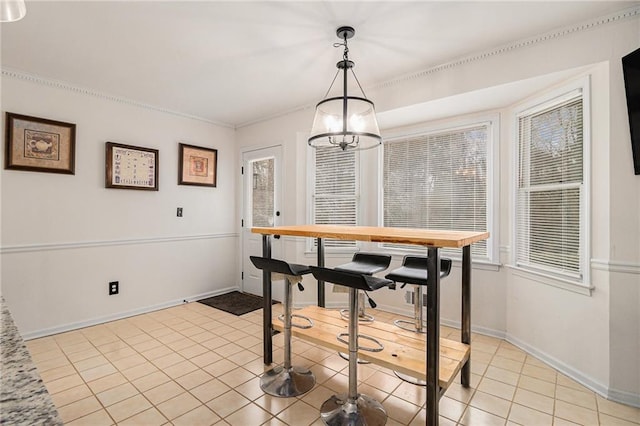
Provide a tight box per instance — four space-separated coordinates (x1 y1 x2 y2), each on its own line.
2 6 637 131
0 67 235 129
371 6 640 91
237 6 639 130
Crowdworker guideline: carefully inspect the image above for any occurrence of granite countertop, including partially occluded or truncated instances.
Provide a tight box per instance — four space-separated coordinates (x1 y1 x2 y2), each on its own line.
1 297 62 425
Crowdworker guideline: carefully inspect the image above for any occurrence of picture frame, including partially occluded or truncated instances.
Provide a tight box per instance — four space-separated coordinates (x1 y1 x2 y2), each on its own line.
5 112 76 175
178 143 217 187
105 142 159 191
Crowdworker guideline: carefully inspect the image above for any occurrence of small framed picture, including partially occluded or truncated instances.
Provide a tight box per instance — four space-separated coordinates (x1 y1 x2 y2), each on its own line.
105 142 159 191
5 112 76 174
178 143 217 187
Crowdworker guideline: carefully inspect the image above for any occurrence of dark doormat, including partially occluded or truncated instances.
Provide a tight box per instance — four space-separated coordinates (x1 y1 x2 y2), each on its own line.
198 291 278 316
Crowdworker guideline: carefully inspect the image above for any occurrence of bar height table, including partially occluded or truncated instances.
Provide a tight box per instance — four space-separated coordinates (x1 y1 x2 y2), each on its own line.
252 225 488 425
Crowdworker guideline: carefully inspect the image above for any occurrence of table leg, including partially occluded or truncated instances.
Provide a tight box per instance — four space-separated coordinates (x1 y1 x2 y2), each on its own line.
262 235 273 365
317 237 325 307
426 247 440 425
461 245 471 387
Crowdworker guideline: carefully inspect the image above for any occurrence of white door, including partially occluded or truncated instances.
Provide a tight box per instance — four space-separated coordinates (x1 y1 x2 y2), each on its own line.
241 146 283 299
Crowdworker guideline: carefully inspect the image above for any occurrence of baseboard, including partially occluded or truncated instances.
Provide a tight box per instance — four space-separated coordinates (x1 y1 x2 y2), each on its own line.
47 294 637 408
607 387 640 409
295 301 346 310
294 301 640 408
22 286 239 340
374 302 414 318
506 334 640 409
440 317 507 340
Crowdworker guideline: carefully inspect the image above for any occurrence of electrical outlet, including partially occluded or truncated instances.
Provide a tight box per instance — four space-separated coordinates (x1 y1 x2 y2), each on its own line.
109 281 119 295
177 207 183 217
404 290 427 306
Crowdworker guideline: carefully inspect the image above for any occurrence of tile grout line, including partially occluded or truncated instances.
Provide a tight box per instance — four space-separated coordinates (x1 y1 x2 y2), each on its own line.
28 304 640 426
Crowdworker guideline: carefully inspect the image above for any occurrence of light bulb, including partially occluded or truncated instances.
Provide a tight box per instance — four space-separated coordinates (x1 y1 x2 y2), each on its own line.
324 115 342 133
349 114 364 132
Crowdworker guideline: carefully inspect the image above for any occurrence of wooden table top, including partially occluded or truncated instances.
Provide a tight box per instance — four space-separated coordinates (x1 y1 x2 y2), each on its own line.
252 224 489 248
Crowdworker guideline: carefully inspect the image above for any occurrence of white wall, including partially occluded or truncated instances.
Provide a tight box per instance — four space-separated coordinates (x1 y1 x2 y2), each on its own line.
1 76 239 337
236 12 640 404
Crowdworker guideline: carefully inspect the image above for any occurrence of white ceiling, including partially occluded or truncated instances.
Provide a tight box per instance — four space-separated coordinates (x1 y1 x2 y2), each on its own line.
1 1 636 128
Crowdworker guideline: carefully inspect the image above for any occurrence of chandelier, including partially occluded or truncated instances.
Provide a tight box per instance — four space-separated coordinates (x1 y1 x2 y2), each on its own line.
0 0 26 22
308 26 382 151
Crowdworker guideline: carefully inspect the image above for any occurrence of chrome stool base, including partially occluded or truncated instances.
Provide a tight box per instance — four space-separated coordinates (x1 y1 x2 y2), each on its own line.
260 365 316 397
393 370 427 386
320 393 387 426
394 319 427 334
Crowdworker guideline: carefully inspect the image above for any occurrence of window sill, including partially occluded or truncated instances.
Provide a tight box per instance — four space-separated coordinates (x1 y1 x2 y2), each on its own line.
506 265 594 296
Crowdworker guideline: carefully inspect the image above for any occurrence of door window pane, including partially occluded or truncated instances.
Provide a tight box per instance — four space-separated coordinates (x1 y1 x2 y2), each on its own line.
252 158 274 227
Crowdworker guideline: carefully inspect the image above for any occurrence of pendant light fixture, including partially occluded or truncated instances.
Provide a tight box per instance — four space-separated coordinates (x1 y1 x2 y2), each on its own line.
0 0 26 22
308 26 382 151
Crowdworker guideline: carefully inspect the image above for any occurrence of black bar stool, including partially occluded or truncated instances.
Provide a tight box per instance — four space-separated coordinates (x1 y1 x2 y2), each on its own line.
310 266 393 426
335 252 392 323
249 256 316 397
385 255 452 385
386 256 452 333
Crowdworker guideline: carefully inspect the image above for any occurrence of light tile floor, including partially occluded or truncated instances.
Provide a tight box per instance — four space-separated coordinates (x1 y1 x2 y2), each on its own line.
25 302 640 425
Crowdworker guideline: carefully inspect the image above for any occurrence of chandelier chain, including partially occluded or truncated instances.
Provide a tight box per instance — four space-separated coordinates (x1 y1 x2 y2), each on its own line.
350 68 368 99
322 69 341 100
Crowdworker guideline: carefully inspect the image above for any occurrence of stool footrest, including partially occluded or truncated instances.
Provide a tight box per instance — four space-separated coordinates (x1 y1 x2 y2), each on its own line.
277 313 313 329
336 333 384 352
339 309 374 323
394 319 427 333
394 370 427 386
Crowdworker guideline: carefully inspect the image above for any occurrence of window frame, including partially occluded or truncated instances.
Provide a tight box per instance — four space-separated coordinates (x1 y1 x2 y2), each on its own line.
378 113 500 265
511 76 591 292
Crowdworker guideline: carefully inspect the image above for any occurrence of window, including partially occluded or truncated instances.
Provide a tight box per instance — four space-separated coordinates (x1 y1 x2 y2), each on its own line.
515 88 586 283
382 121 493 261
311 146 358 249
251 158 274 227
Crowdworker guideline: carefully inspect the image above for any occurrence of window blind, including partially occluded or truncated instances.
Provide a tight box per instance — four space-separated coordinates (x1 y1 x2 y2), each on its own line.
516 97 583 278
383 124 489 259
313 146 357 248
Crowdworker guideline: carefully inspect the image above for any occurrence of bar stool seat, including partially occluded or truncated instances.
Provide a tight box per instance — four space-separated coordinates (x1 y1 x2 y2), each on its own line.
335 253 392 323
249 256 316 397
385 256 452 333
386 256 452 287
310 266 393 426
335 252 392 275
